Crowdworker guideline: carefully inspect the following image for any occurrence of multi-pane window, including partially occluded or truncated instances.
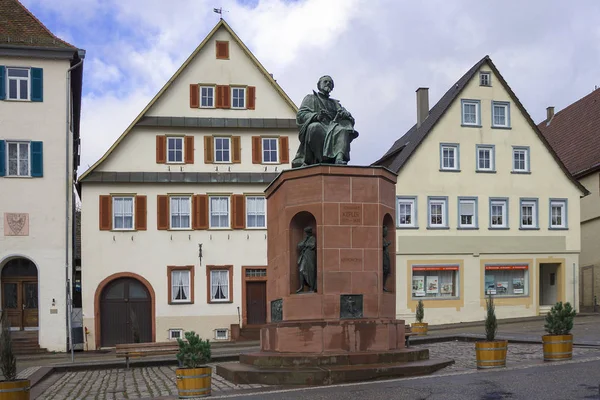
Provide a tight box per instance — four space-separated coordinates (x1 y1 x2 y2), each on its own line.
520 199 537 229
477 145 494 171
490 199 508 228
513 147 529 172
428 197 447 228
170 196 191 229
550 200 567 229
171 270 191 302
214 137 230 163
245 268 267 277
210 270 229 301
262 138 278 163
397 197 416 228
480 72 491 86
200 86 214 108
210 196 230 228
167 137 184 163
440 144 458 170
458 198 477 228
231 87 245 109
246 196 266 228
7 142 29 176
492 102 510 127
169 329 183 340
461 100 480 126
113 197 134 230
7 68 29 100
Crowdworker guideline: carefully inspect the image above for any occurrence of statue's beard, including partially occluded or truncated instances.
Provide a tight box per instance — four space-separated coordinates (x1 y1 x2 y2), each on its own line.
319 87 332 96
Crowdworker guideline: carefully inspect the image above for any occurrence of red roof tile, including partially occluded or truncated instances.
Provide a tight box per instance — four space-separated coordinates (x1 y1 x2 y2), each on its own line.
0 0 75 49
538 88 600 177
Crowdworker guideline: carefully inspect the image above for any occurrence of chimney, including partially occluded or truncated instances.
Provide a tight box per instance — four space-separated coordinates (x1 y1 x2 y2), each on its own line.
416 87 429 128
546 106 555 122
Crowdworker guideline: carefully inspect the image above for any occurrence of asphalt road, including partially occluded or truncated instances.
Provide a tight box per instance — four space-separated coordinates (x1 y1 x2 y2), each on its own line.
214 357 600 400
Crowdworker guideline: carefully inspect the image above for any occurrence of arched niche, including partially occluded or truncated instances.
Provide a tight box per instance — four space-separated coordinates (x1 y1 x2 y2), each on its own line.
289 211 317 295
383 213 396 293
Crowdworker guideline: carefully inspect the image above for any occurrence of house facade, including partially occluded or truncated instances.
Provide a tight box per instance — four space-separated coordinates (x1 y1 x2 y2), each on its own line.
375 56 588 325
538 89 600 312
0 0 84 351
78 20 299 349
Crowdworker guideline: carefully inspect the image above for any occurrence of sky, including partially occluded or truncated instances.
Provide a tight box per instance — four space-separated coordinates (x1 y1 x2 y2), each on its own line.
21 0 600 175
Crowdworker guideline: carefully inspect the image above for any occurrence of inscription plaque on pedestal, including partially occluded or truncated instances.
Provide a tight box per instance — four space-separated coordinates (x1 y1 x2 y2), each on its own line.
340 204 362 225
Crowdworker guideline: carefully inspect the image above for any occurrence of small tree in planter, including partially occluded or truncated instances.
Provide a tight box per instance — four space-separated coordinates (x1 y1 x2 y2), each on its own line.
411 300 428 335
175 331 212 398
0 311 30 397
543 302 576 361
475 294 507 369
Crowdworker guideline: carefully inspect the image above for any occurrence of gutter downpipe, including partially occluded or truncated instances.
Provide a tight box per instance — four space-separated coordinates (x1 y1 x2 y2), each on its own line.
573 262 576 312
66 58 83 363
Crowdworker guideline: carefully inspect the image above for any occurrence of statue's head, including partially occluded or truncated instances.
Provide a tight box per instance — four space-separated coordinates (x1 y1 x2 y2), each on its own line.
304 226 313 235
317 75 334 95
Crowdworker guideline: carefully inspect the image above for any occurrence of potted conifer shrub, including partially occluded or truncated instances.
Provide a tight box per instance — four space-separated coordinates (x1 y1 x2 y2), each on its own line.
411 299 428 335
475 294 507 369
0 311 30 399
175 331 212 398
543 301 576 361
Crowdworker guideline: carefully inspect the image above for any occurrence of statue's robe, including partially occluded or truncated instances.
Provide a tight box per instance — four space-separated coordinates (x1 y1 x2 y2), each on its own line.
297 235 317 291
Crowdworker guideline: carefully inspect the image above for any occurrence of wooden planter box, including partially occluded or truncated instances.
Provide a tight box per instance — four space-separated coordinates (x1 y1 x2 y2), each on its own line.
475 340 508 369
411 322 428 336
542 334 573 361
0 379 30 399
175 366 211 398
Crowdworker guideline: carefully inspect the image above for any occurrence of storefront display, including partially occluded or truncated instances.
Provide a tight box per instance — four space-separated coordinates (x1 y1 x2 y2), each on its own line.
484 264 529 296
411 265 459 299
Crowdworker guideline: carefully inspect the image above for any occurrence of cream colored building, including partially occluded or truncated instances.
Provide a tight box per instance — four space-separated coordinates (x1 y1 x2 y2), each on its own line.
0 0 85 352
375 56 588 325
78 19 299 349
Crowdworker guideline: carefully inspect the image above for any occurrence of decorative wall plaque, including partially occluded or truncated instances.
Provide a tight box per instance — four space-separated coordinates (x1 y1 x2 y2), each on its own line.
340 204 362 225
340 294 363 319
271 299 283 322
4 213 29 236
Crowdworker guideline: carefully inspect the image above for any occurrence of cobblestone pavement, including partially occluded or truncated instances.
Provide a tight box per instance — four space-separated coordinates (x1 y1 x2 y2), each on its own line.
36 364 266 400
416 341 600 372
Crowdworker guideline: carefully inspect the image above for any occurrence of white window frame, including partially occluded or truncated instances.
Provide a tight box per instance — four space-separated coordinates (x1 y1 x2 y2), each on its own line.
520 198 538 229
6 67 30 101
512 147 530 173
476 145 495 172
492 101 510 128
168 329 184 340
200 86 215 108
246 196 266 229
440 143 459 171
458 197 477 229
427 197 448 229
397 196 417 228
262 137 279 164
490 198 508 229
214 328 229 340
411 265 460 300
170 269 191 303
461 99 480 126
479 72 491 87
112 196 135 231
231 87 246 109
6 141 30 177
210 270 230 302
209 196 230 229
549 199 568 229
167 137 184 164
214 137 231 163
170 196 192 230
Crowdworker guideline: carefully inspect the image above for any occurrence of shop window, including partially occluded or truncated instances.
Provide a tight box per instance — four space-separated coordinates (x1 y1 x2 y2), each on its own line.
411 265 459 299
484 264 529 296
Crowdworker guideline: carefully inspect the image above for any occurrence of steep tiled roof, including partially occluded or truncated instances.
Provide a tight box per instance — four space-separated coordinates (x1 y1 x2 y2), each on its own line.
373 56 588 196
0 0 75 49
537 88 600 178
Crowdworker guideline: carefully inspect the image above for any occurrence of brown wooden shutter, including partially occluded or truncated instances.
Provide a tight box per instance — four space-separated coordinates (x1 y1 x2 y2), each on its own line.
279 136 290 164
99 195 112 231
156 135 166 164
232 195 246 229
135 195 147 231
247 86 256 110
157 195 169 230
252 136 262 164
204 136 214 163
216 85 231 109
232 136 241 163
184 136 194 164
193 195 209 230
189 84 199 108
216 41 229 59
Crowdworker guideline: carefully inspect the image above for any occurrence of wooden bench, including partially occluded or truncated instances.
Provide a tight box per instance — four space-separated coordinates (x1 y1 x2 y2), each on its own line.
405 324 416 347
116 342 180 368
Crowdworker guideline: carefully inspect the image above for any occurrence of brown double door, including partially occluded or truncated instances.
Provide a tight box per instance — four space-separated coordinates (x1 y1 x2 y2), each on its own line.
2 279 38 330
246 281 266 325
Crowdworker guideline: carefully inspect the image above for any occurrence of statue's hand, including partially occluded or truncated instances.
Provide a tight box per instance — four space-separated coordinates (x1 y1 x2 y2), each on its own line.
318 110 329 123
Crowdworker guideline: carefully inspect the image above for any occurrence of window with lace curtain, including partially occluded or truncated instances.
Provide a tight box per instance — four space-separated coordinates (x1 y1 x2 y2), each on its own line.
209 268 230 302
168 266 194 304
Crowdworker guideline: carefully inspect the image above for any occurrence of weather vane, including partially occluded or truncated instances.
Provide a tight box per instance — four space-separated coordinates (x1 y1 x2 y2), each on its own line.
213 7 228 19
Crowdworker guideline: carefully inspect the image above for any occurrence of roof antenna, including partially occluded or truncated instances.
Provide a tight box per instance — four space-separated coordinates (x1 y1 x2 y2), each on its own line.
213 7 228 20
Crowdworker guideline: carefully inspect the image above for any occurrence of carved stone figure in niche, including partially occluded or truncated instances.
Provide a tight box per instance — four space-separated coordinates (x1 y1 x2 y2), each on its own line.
382 225 391 292
296 226 317 293
292 75 359 167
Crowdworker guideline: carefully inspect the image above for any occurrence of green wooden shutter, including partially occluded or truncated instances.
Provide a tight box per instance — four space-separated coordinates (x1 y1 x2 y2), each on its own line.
31 68 43 102
31 141 43 177
0 140 5 176
0 66 5 101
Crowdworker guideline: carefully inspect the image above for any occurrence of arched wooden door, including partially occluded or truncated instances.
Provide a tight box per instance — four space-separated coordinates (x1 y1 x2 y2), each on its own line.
100 278 152 347
1 258 38 331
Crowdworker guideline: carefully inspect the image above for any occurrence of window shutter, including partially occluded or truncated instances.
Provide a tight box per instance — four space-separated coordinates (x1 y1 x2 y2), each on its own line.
156 135 166 163
189 84 199 108
216 41 229 59
135 195 147 231
99 195 112 231
157 195 169 230
204 136 214 163
232 195 245 229
232 136 241 163
30 68 43 102
30 141 43 177
193 195 208 230
0 66 5 101
252 136 262 164
184 136 194 164
247 86 256 110
216 85 230 109
0 140 5 176
279 136 289 164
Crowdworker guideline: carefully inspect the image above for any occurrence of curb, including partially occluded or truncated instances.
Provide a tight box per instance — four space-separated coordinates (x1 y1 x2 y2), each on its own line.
408 333 600 347
426 313 598 331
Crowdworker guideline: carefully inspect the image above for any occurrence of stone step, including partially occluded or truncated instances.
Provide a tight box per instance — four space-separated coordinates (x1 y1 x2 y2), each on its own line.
239 327 262 341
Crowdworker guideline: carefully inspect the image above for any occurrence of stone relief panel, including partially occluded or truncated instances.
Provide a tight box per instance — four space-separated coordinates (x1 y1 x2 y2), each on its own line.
4 213 29 236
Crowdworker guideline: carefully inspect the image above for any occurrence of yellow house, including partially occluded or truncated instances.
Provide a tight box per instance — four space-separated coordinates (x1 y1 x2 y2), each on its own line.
375 56 589 325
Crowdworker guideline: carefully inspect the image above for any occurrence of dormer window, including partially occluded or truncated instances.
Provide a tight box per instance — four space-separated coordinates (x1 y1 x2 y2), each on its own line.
480 72 491 86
